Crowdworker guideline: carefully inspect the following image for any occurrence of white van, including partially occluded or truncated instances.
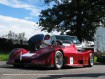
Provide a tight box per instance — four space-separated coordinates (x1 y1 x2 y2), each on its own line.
94 26 105 54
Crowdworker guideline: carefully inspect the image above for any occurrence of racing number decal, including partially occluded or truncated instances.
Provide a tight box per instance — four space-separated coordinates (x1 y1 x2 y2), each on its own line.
70 57 73 65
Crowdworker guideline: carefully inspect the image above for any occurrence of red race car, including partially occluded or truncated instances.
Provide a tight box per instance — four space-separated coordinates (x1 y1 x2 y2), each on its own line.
6 35 94 69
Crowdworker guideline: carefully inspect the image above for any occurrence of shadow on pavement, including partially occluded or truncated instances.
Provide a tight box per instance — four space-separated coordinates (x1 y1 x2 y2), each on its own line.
0 64 90 71
37 73 105 79
0 61 105 71
94 62 105 65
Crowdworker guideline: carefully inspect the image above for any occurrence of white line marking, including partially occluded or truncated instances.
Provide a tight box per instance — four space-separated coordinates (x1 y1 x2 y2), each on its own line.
3 74 65 76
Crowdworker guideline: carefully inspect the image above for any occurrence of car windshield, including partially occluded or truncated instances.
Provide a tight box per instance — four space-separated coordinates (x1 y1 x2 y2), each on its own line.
55 35 80 44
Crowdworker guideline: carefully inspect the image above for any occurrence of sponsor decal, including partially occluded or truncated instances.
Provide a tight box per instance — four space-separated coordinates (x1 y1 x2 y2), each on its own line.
70 57 73 65
22 52 35 57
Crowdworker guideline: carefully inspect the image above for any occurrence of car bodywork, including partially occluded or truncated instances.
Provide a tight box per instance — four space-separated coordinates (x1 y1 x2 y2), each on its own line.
7 43 94 69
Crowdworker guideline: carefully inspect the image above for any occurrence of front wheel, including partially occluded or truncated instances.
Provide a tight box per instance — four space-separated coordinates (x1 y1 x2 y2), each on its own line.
88 53 94 67
54 51 64 69
13 64 24 68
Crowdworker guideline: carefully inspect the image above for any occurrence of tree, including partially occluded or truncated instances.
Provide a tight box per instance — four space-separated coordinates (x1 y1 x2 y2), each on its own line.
39 0 105 41
2 31 27 44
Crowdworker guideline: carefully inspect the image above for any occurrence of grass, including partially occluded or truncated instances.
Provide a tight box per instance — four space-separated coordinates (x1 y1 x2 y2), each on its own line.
94 56 98 63
0 51 9 61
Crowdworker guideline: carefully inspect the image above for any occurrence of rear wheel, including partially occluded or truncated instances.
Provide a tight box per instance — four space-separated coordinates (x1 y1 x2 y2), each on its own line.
89 53 94 67
54 51 64 69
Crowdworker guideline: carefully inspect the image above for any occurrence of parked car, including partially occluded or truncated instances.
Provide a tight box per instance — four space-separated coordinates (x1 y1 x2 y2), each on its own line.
52 35 94 50
52 35 84 50
6 34 94 69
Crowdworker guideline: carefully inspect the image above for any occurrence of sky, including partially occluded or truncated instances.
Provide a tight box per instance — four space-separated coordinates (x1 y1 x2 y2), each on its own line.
0 0 58 39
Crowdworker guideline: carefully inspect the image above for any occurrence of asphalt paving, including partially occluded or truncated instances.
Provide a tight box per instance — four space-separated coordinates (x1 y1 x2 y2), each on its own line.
0 61 105 79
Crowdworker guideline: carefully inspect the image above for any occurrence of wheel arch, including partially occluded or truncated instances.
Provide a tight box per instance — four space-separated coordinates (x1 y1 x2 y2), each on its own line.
6 48 28 64
58 49 64 56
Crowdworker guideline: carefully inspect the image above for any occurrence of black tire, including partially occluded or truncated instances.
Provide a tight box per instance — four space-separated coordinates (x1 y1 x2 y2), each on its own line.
54 51 64 69
13 64 24 68
88 53 94 67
